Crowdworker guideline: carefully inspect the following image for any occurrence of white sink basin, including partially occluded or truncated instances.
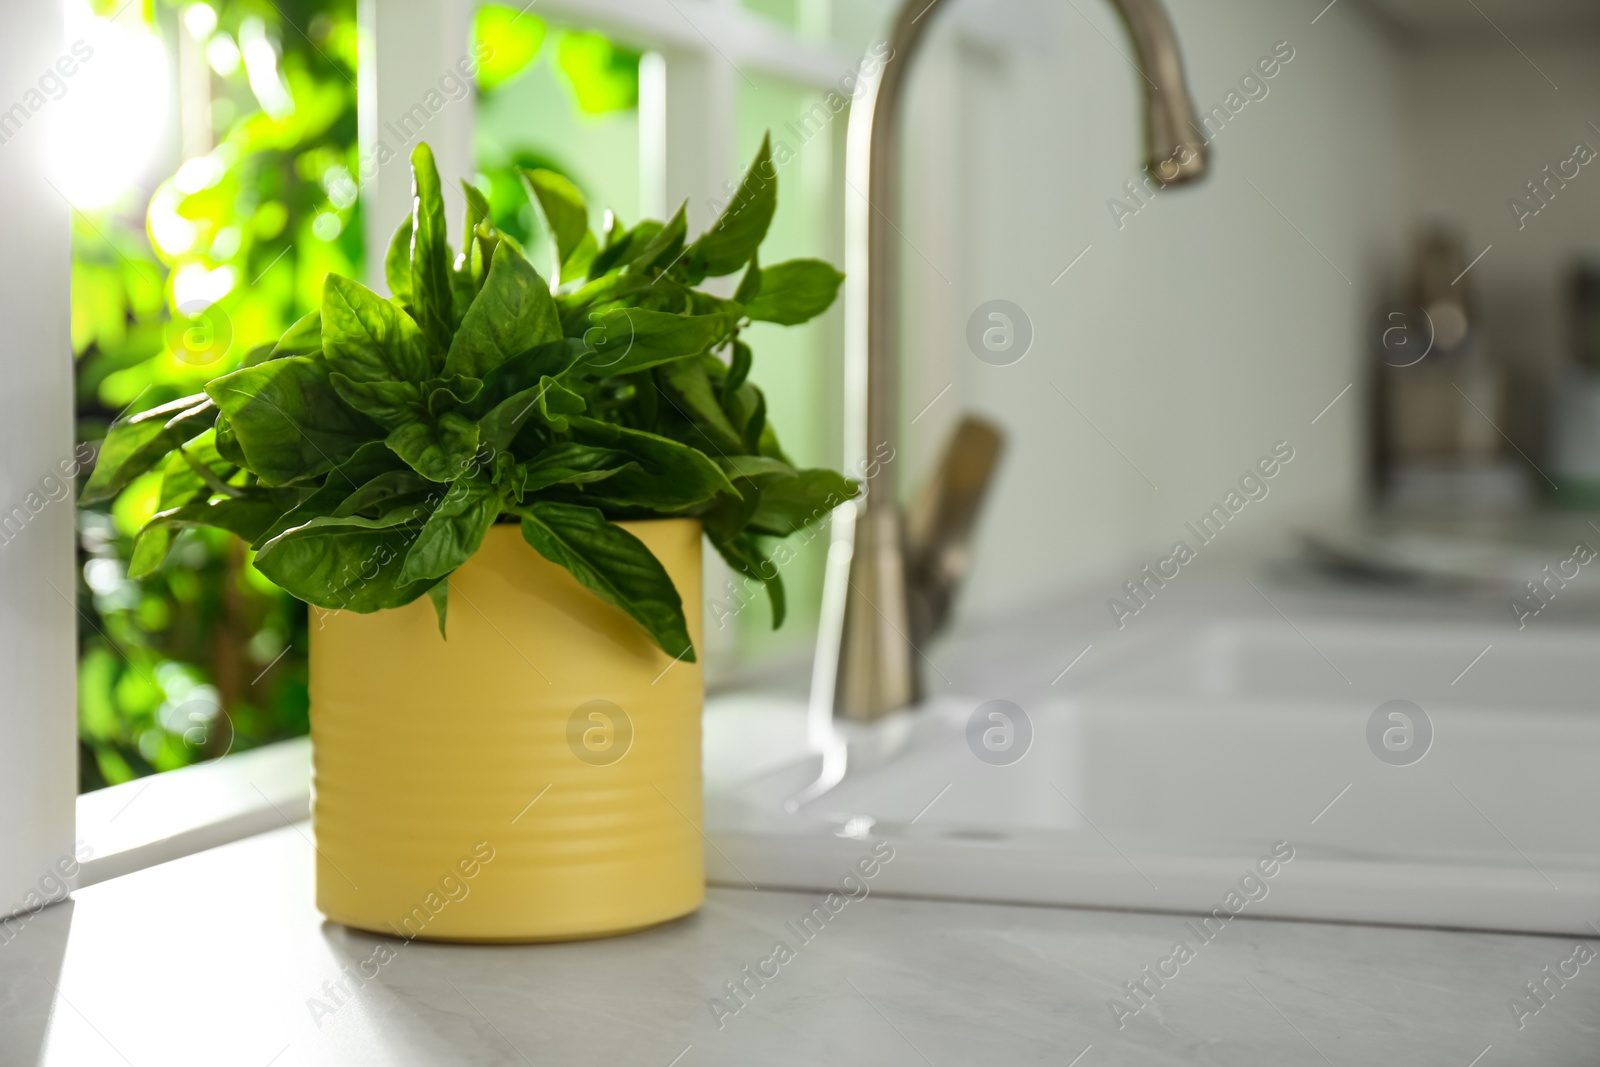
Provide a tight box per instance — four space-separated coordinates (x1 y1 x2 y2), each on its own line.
704 616 1600 935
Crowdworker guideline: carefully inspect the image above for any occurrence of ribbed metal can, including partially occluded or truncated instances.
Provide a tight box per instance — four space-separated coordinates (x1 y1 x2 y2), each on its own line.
309 520 704 942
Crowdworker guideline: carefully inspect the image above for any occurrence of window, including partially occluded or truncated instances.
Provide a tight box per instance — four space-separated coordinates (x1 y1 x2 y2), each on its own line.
68 1 360 791
0 0 885 910
50 0 873 815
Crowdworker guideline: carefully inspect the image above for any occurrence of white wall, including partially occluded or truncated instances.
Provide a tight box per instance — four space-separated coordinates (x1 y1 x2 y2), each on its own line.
889 0 1410 616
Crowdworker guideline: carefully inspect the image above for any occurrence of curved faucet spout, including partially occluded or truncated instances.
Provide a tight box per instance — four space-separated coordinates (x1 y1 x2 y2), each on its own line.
817 0 1210 725
1114 0 1213 185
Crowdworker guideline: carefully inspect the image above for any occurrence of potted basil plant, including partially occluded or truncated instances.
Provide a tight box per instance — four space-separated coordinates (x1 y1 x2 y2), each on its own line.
80 135 855 941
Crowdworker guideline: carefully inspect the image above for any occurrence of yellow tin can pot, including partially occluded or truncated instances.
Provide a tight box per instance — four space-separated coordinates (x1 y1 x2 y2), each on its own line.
309 519 704 942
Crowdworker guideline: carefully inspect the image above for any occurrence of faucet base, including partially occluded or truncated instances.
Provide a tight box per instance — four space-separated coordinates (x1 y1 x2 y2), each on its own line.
836 503 920 720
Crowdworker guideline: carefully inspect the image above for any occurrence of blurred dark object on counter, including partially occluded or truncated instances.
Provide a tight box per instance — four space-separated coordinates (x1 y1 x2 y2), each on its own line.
1549 259 1600 509
1374 225 1531 514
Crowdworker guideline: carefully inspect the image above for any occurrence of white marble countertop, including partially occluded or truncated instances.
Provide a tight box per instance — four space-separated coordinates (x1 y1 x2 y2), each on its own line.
2 825 1596 1066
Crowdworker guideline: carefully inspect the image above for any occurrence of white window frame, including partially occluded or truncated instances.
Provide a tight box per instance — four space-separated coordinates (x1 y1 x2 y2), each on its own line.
0 2 77 919
0 0 868 908
360 0 856 284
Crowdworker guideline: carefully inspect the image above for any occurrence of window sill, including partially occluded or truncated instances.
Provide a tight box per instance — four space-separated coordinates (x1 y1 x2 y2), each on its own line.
76 737 311 888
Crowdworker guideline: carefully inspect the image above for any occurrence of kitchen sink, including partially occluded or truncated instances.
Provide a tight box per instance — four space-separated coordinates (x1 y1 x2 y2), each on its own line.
703 612 1600 935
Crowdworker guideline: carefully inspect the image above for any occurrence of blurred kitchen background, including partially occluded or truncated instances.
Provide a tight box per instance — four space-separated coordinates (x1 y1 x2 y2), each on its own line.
62 0 1600 787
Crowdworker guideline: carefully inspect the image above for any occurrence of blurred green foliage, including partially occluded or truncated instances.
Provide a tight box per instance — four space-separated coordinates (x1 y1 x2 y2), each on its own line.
555 31 639 114
473 9 640 251
472 5 546 93
74 0 640 790
75 0 359 790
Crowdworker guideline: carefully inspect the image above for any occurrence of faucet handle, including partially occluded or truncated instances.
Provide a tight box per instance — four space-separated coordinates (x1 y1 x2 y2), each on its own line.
906 415 1005 645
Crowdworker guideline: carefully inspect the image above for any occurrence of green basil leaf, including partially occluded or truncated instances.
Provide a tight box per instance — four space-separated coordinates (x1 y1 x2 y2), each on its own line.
575 308 726 377
627 368 659 428
521 442 633 493
561 241 598 285
159 429 237 509
409 142 456 350
425 374 483 417
709 531 785 628
556 271 653 333
241 343 279 368
724 381 769 455
700 477 758 543
586 219 659 281
206 357 380 485
747 468 857 537
523 168 597 280
214 412 245 467
562 236 598 285
462 182 492 240
170 493 291 542
491 451 523 503
332 440 415 484
269 310 323 359
745 259 844 325
450 184 492 324
714 455 794 483
450 270 475 328
517 500 693 661
385 215 414 305
426 578 449 637
567 415 735 510
625 201 688 275
724 345 754 410
385 413 481 483
469 338 587 416
657 358 743 454
443 242 561 380
128 526 173 579
471 219 509 285
733 254 762 305
130 493 300 578
254 505 437 613
328 374 424 428
473 386 543 453
455 180 493 294
757 410 789 463
265 504 429 541
249 441 411 547
685 133 776 278
80 394 217 506
332 469 436 518
322 274 435 383
687 288 741 318
536 375 585 432
398 476 502 585
253 489 344 552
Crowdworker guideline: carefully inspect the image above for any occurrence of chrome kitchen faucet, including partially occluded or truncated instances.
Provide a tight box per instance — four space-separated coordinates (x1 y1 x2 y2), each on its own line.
812 0 1212 725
